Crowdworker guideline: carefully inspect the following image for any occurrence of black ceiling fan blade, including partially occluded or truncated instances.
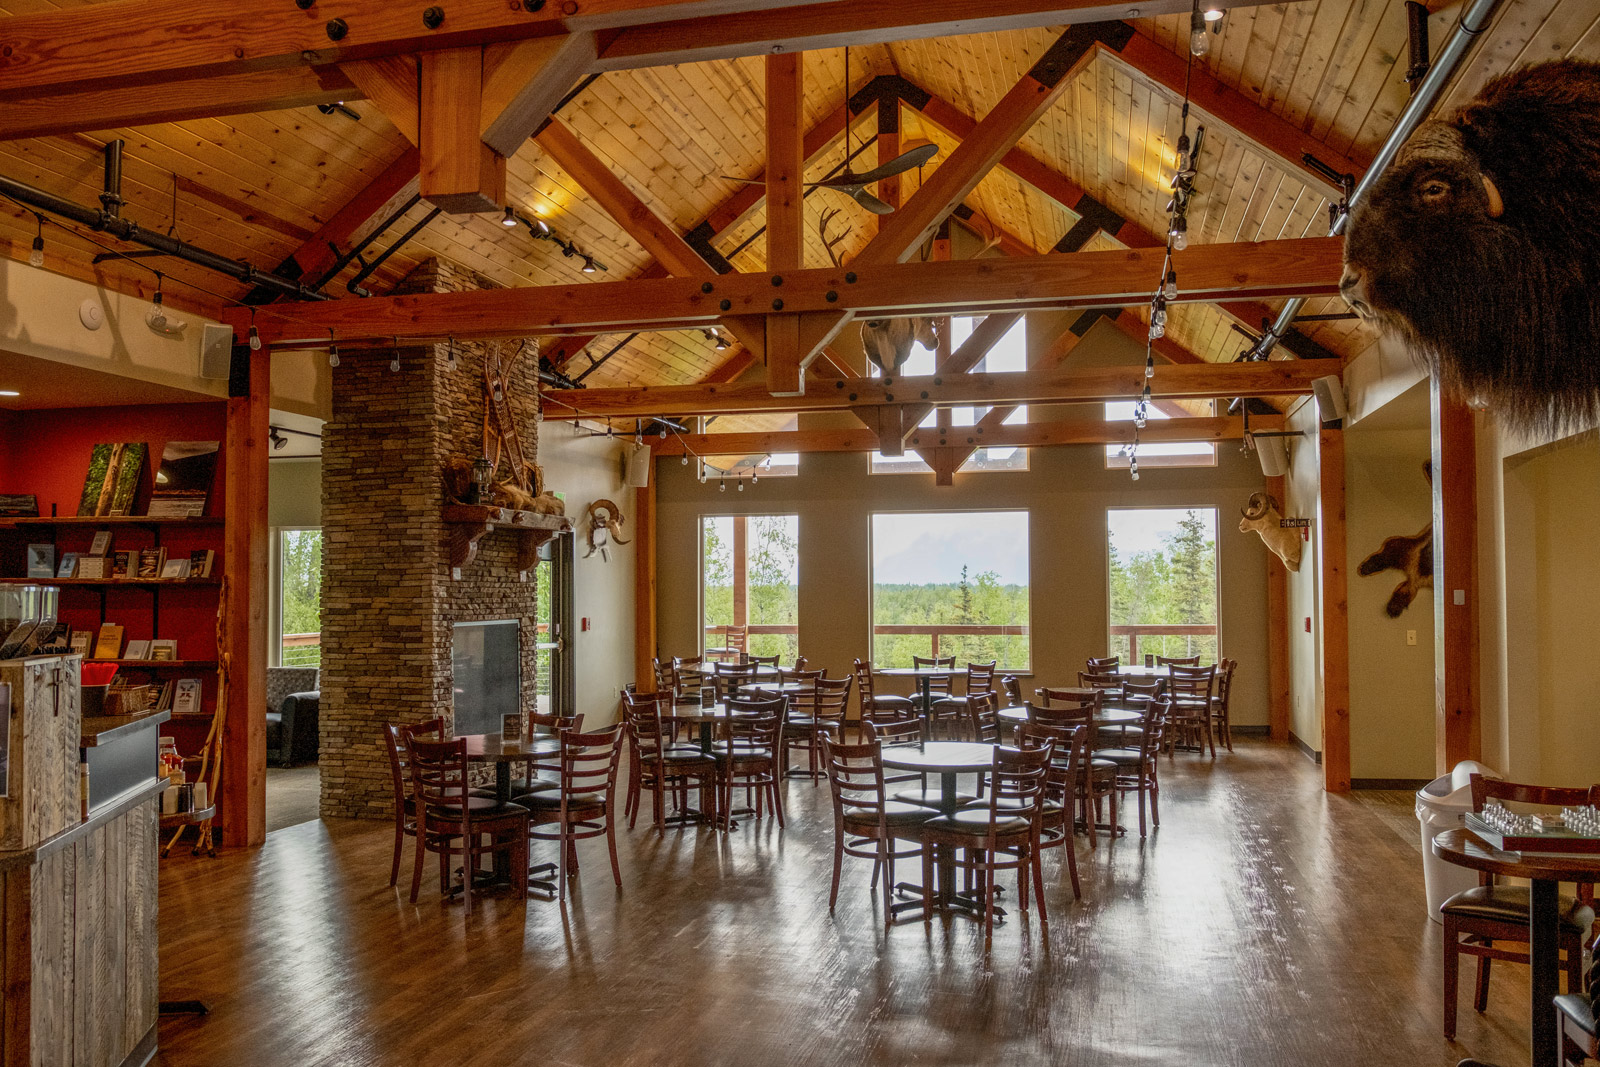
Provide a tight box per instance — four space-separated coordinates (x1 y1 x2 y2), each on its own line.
809 143 940 189
852 189 896 215
718 175 768 185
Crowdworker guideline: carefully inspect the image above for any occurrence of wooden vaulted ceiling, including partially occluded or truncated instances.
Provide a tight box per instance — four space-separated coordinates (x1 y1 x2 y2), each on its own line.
1 0 1597 395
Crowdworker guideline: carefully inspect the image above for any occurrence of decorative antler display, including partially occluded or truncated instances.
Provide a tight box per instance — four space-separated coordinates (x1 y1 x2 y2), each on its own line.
818 206 852 269
1238 492 1302 572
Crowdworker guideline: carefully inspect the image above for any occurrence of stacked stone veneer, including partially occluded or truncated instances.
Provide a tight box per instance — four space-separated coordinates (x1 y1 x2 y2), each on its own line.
320 258 544 819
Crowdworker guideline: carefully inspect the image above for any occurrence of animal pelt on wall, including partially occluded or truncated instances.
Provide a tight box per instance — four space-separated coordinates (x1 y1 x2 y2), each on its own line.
1355 462 1433 618
1342 60 1600 438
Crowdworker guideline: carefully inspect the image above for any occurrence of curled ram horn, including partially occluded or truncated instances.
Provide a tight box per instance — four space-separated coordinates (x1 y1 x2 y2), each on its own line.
1241 492 1275 520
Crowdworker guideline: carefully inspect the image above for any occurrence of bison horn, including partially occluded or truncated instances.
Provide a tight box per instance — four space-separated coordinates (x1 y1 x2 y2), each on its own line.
1481 174 1504 218
1397 120 1467 165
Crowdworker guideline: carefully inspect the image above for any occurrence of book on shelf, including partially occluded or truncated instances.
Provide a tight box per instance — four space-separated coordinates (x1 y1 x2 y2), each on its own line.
146 498 205 519
0 494 37 517
110 550 135 579
173 678 202 715
123 640 150 661
159 558 190 580
56 553 79 579
188 549 214 578
148 639 177 662
77 442 149 517
136 547 165 580
76 557 106 580
88 530 112 557
25 543 54 578
154 680 175 711
93 623 124 660
68 631 91 656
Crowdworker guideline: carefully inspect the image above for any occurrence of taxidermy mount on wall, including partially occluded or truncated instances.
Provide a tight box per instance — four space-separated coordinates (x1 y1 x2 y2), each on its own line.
1355 462 1433 618
1342 60 1600 437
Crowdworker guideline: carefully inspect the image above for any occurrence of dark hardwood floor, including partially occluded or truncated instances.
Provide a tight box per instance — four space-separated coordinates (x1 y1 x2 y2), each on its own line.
154 739 1532 1066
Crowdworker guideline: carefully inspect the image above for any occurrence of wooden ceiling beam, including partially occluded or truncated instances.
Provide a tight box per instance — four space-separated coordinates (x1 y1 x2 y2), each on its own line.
1102 31 1369 198
418 48 505 212
227 237 1343 345
650 416 1272 456
342 55 420 143
480 33 598 156
594 0 1278 70
0 65 359 141
541 359 1325 419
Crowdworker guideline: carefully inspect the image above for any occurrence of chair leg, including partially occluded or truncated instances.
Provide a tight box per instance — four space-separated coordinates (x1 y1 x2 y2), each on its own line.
1442 918 1460 1038
513 830 529 901
390 822 404 887
410 829 426 903
983 850 996 951
1474 950 1492 1014
606 818 622 889
556 826 571 903
1150 778 1161 829
1063 824 1081 900
828 826 844 912
1032 844 1048 923
921 844 934 926
1137 782 1148 838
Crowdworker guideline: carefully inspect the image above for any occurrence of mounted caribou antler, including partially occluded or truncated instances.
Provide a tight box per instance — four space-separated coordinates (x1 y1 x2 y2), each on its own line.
817 206 852 268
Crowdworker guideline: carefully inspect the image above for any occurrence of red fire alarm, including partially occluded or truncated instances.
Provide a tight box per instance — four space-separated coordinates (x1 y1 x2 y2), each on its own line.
581 618 591 631
1304 617 1312 633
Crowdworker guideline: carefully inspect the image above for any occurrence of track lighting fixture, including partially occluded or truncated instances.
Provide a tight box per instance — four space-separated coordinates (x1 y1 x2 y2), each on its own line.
316 102 361 121
581 254 597 273
501 206 518 228
28 214 44 268
269 428 287 451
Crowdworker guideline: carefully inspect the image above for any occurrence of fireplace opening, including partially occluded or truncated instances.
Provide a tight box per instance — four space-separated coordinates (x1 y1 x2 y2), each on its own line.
451 619 520 736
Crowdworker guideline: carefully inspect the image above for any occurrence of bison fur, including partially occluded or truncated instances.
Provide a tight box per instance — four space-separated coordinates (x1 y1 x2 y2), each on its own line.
1341 60 1600 438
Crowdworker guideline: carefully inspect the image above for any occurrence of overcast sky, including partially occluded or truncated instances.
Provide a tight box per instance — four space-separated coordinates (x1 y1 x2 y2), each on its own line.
1106 507 1217 558
872 511 1030 585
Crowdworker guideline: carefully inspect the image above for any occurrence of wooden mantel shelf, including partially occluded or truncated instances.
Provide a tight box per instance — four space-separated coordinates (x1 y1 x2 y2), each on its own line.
442 505 570 578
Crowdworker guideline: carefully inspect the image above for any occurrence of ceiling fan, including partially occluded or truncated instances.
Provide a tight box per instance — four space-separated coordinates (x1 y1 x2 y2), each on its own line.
722 48 938 215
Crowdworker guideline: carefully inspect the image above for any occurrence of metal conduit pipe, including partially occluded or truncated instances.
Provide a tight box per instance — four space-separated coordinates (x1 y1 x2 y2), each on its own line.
1255 0 1502 357
0 170 331 303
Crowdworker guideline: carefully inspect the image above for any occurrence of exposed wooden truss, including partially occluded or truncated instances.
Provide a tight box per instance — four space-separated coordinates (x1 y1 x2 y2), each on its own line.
540 359 1324 419
225 237 1342 345
652 415 1276 456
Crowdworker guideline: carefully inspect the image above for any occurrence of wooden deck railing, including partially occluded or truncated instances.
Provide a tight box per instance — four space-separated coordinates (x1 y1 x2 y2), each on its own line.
1108 623 1217 662
705 623 1029 658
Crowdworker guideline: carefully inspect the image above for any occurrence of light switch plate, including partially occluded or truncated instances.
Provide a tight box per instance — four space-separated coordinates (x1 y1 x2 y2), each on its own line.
1453 589 1466 605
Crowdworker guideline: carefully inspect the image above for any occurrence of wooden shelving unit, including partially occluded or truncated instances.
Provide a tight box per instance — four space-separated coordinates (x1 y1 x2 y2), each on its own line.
442 504 569 578
86 659 218 669
1 515 224 528
0 577 221 587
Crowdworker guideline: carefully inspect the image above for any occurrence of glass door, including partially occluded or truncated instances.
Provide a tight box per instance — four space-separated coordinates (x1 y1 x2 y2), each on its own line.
534 531 574 715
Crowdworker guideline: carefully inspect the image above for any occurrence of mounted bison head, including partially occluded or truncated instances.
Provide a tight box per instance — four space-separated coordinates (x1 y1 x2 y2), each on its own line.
1341 59 1600 438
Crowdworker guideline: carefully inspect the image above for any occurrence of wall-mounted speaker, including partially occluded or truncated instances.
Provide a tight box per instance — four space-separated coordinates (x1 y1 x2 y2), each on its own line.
200 324 233 380
1255 435 1289 477
622 443 652 488
1312 374 1347 426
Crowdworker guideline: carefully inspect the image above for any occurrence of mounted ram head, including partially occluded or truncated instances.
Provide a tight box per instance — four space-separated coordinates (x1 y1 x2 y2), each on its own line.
583 498 630 562
1239 493 1302 572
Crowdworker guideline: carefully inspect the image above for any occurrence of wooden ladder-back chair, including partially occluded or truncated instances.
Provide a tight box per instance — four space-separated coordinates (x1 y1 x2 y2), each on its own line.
1157 654 1200 667
911 655 956 715
1440 775 1600 1039
1210 659 1238 752
820 736 931 925
1077 671 1125 708
712 660 759 701
407 736 529 910
714 706 785 831
1095 697 1169 838
621 689 715 832
1017 722 1085 900
517 726 626 902
1086 656 1120 672
784 675 851 782
920 742 1054 949
1166 664 1217 756
855 659 916 732
1027 700 1116 848
928 660 997 739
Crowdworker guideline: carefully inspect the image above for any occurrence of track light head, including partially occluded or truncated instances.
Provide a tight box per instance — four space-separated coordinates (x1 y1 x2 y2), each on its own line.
269 428 287 451
501 206 518 228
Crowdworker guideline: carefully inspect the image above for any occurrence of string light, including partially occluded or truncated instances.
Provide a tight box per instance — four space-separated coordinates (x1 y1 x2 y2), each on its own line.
247 309 262 350
328 346 339 368
27 213 44 268
389 355 400 373
146 274 166 329
446 336 457 372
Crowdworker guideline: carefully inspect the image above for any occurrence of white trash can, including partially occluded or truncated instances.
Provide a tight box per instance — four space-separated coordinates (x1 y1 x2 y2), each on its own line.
1415 760 1501 922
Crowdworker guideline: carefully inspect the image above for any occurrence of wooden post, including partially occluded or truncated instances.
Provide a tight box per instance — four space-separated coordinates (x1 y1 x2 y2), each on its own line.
1432 380 1481 770
222 346 269 847
1318 428 1350 792
731 515 748 629
633 479 657 692
764 52 806 394
1265 473 1290 741
419 48 506 214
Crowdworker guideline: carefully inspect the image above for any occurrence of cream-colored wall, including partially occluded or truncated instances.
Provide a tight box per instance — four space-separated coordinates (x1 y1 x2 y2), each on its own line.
539 423 637 725
0 260 328 418
269 458 322 528
1284 397 1323 754
1344 422 1435 780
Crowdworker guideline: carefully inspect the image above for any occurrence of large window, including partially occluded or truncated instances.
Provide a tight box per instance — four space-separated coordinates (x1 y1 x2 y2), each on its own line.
278 528 322 666
701 515 799 661
1104 400 1217 468
1106 508 1218 663
871 316 1029 475
871 511 1030 669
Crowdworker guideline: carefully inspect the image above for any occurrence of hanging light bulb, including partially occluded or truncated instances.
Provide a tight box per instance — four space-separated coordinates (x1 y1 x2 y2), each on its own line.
146 277 166 330
1203 6 1224 19
751 474 758 485
1130 458 1141 481
681 454 689 466
1190 8 1210 56
492 383 504 402
1169 215 1188 251
719 478 726 493
248 323 262 351
446 337 457 371
390 355 400 372
28 215 44 268
737 479 744 492
328 346 340 368
1146 356 1156 380
1164 270 1178 301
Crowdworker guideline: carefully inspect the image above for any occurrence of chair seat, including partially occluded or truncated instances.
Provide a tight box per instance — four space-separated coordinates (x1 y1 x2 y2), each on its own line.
929 696 973 712
713 744 776 762
923 809 1033 836
513 791 606 811
1088 757 1117 774
426 796 529 820
843 802 935 831
1440 884 1596 932
893 785 977 809
866 695 915 712
1094 747 1144 766
784 717 842 731
659 747 717 765
1556 993 1597 1038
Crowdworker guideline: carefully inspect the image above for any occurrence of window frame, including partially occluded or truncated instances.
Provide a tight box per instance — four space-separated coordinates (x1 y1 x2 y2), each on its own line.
697 512 801 662
272 525 322 668
1103 505 1222 664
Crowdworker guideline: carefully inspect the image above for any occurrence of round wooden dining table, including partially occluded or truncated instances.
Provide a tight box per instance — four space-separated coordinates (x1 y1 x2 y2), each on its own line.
880 741 996 920
458 733 561 888
1433 828 1600 1067
876 666 963 714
